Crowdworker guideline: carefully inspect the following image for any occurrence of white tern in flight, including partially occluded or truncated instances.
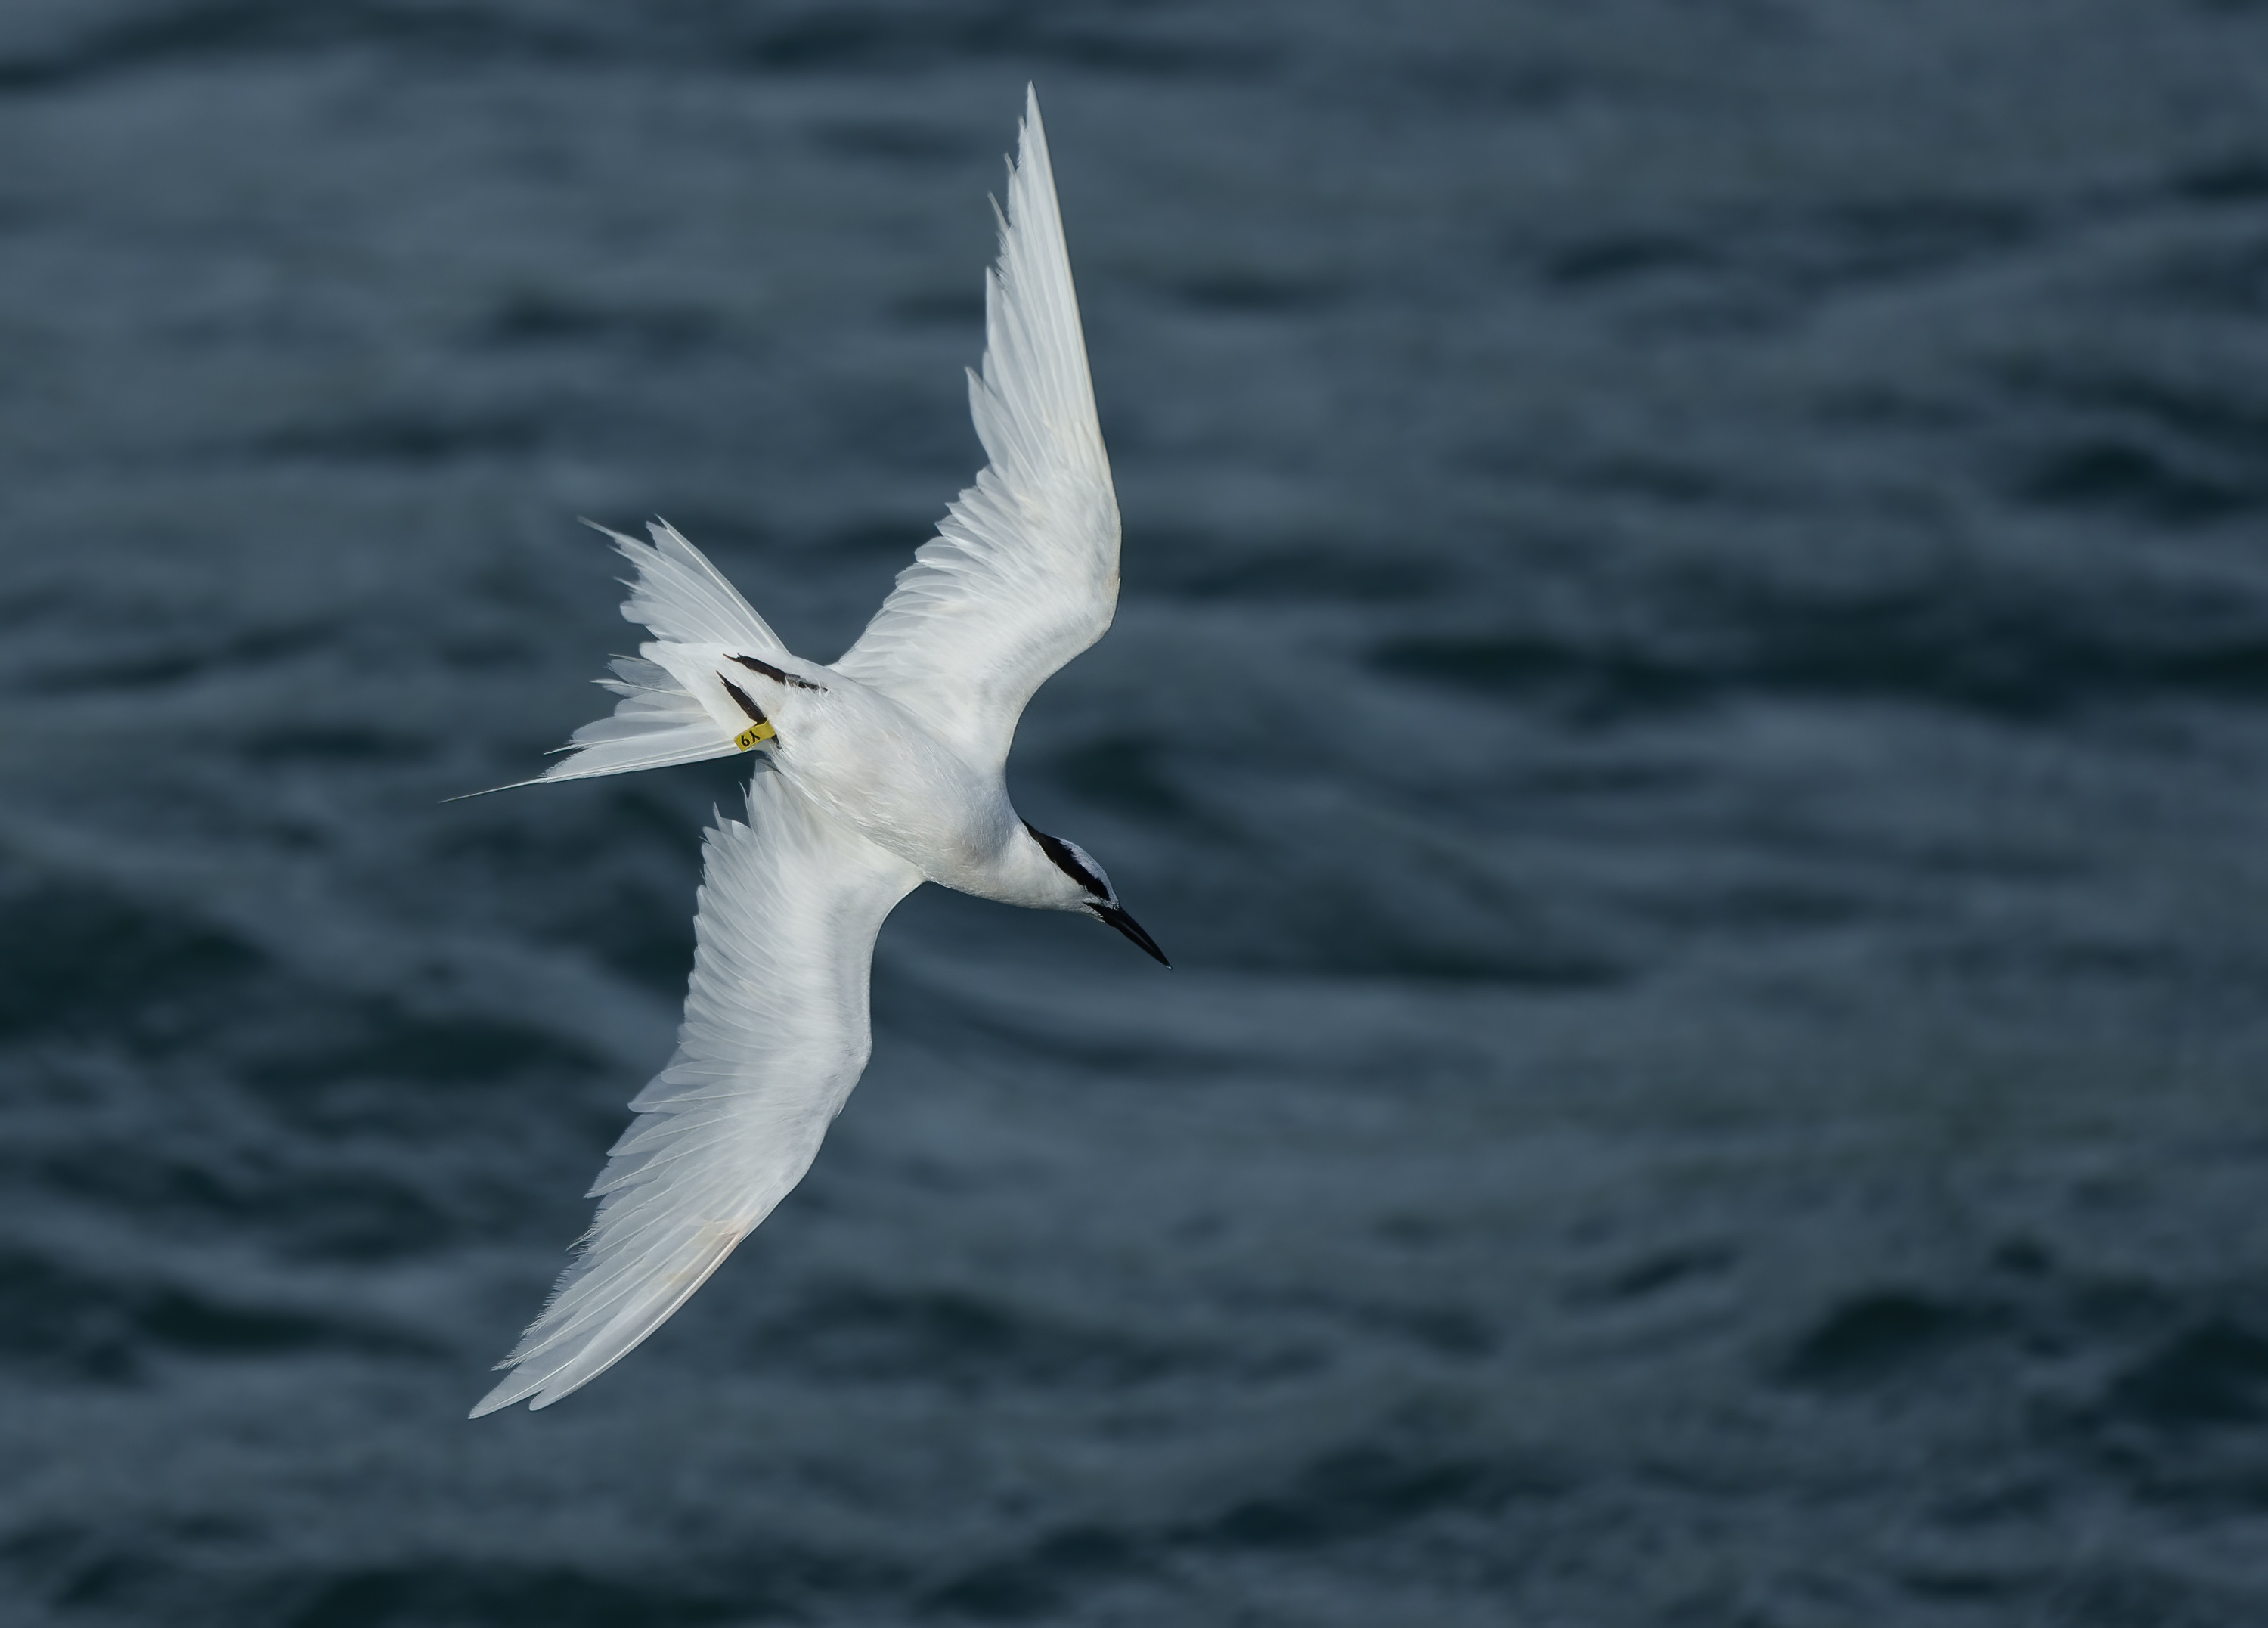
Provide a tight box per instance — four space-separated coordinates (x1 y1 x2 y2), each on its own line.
470 87 1163 1416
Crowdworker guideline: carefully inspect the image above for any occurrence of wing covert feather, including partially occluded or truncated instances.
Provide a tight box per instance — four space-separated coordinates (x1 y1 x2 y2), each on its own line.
832 85 1120 774
472 770 922 1415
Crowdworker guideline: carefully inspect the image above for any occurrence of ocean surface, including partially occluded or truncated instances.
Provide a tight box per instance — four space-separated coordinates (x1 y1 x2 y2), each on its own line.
3 2 2267 1623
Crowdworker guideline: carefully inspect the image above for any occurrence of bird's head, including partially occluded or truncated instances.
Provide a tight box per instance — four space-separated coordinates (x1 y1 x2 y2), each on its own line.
1021 823 1170 966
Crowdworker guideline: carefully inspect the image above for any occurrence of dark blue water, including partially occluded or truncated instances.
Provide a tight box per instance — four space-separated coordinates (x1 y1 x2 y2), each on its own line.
5 2 2268 1622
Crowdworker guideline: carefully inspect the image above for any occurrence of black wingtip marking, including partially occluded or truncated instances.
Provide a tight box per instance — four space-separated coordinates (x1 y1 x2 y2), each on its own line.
720 676 769 725
728 653 824 691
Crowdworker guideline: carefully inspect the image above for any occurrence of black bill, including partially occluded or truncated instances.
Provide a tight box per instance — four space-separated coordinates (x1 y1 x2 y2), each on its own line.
1092 903 1170 967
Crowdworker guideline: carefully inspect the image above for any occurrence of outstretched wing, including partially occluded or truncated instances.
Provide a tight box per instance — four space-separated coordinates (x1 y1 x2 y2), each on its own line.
472 769 922 1415
831 85 1120 775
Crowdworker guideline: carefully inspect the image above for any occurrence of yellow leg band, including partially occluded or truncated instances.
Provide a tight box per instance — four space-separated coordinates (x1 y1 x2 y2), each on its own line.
733 721 777 750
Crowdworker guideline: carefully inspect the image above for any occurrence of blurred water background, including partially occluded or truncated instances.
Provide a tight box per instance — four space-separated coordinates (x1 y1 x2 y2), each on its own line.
3 2 2268 1623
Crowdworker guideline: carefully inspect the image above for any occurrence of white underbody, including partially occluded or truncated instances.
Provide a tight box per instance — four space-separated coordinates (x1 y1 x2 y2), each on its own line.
733 656 1067 908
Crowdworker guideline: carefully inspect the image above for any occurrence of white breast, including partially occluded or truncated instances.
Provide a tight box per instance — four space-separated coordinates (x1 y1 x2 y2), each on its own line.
770 671 1024 897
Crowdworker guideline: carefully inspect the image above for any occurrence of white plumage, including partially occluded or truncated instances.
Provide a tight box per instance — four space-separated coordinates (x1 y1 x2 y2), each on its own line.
472 774 919 1414
472 87 1163 1417
832 94 1119 777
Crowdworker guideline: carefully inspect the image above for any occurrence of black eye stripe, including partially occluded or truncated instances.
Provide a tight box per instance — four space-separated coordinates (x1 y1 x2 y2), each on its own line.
1024 822 1108 898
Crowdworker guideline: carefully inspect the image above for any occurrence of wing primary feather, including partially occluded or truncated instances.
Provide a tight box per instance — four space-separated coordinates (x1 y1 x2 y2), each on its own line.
831 85 1121 774
472 774 921 1416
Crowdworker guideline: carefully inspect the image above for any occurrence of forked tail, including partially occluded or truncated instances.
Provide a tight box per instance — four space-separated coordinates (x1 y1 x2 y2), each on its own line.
471 520 799 791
